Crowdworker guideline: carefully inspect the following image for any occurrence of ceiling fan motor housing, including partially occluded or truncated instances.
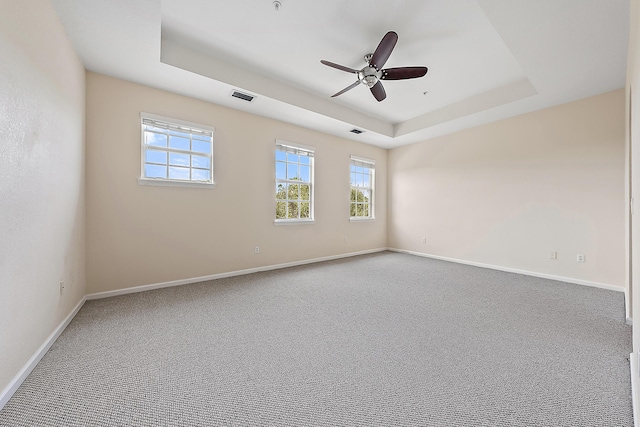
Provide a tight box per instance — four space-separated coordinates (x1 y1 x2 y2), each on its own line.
321 31 427 102
358 66 382 87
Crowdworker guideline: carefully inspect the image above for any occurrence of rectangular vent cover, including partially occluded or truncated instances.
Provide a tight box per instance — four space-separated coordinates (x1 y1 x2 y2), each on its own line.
350 128 364 134
231 90 255 102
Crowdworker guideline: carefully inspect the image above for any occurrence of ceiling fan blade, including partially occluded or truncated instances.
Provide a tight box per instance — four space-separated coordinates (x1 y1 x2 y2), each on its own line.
321 60 359 74
370 81 386 102
369 31 398 70
381 66 428 80
331 80 361 98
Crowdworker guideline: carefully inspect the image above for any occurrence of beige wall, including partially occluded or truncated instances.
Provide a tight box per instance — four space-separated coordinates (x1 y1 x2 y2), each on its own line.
628 0 640 416
85 73 387 294
389 90 625 288
0 0 86 394
629 0 640 349
0 0 629 406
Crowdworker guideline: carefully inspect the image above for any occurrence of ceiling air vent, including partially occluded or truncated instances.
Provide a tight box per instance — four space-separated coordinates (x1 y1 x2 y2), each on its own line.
231 90 255 102
350 128 364 135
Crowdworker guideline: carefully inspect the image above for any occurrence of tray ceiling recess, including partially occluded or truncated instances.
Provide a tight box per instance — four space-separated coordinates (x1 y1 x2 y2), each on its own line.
52 0 629 148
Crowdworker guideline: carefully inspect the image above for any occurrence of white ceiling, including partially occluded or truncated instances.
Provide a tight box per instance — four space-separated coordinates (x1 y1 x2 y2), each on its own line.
51 0 629 149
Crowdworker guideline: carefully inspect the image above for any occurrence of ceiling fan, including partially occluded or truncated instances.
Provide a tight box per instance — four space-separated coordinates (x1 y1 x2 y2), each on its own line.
321 31 428 102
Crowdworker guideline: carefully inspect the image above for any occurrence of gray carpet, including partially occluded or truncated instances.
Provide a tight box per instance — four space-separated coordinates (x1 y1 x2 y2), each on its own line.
0 252 633 426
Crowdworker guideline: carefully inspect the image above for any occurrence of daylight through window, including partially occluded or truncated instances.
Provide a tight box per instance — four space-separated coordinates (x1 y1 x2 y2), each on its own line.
140 113 214 186
275 141 314 222
350 156 374 219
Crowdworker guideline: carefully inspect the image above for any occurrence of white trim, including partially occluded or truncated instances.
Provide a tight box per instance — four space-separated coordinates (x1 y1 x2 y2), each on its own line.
0 297 86 410
275 139 315 153
86 248 387 300
140 112 215 186
626 286 632 323
3 248 623 412
140 112 215 133
349 156 375 220
274 219 315 225
86 248 624 301
137 178 216 189
627 286 633 324
631 351 639 427
275 141 315 221
387 248 625 292
349 218 376 223
349 155 375 165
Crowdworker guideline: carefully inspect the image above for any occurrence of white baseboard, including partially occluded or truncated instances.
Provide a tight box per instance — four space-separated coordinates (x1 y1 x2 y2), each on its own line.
2 247 624 413
86 248 388 300
87 247 625 300
0 297 86 410
2 249 388 411
626 286 632 322
631 351 639 427
388 248 625 293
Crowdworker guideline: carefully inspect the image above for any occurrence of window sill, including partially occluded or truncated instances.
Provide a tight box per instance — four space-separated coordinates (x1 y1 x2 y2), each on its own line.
138 178 216 189
274 219 315 226
350 217 375 222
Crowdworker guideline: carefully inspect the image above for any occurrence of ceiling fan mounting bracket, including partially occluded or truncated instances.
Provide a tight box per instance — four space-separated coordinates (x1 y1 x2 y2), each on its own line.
364 53 374 65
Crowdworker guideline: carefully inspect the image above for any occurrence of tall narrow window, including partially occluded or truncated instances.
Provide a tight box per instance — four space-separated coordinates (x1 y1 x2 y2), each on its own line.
140 113 214 187
350 156 375 220
275 141 314 222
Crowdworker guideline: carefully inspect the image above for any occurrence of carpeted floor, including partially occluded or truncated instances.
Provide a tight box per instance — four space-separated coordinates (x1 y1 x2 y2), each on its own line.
0 252 633 426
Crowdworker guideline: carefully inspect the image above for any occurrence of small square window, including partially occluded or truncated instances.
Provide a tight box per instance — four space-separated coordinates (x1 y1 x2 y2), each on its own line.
139 113 214 187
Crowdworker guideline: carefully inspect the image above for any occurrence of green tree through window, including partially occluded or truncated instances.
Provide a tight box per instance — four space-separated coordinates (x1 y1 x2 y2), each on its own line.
350 188 370 217
276 179 311 219
350 156 374 219
275 142 314 221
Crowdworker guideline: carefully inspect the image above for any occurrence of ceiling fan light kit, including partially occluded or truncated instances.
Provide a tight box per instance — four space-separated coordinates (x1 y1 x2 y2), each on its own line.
321 31 428 102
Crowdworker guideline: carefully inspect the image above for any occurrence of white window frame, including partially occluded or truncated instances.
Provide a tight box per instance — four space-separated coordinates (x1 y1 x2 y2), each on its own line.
275 140 315 224
138 112 215 188
349 155 375 221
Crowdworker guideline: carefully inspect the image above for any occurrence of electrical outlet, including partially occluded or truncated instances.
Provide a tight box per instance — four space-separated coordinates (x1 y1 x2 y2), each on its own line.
59 281 65 295
344 237 349 244
549 251 557 260
254 246 260 254
421 237 427 243
577 253 585 263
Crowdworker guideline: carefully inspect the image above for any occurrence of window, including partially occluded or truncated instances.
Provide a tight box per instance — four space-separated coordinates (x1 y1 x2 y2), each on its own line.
350 156 375 220
139 113 214 187
275 141 314 222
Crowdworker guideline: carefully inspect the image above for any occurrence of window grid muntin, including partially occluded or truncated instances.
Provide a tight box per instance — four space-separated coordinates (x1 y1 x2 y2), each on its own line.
276 142 314 221
141 115 214 185
350 157 374 219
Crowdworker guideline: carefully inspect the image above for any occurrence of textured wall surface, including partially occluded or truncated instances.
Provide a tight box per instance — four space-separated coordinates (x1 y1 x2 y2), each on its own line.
629 0 640 348
628 0 640 419
85 73 387 294
389 90 625 289
0 0 86 395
